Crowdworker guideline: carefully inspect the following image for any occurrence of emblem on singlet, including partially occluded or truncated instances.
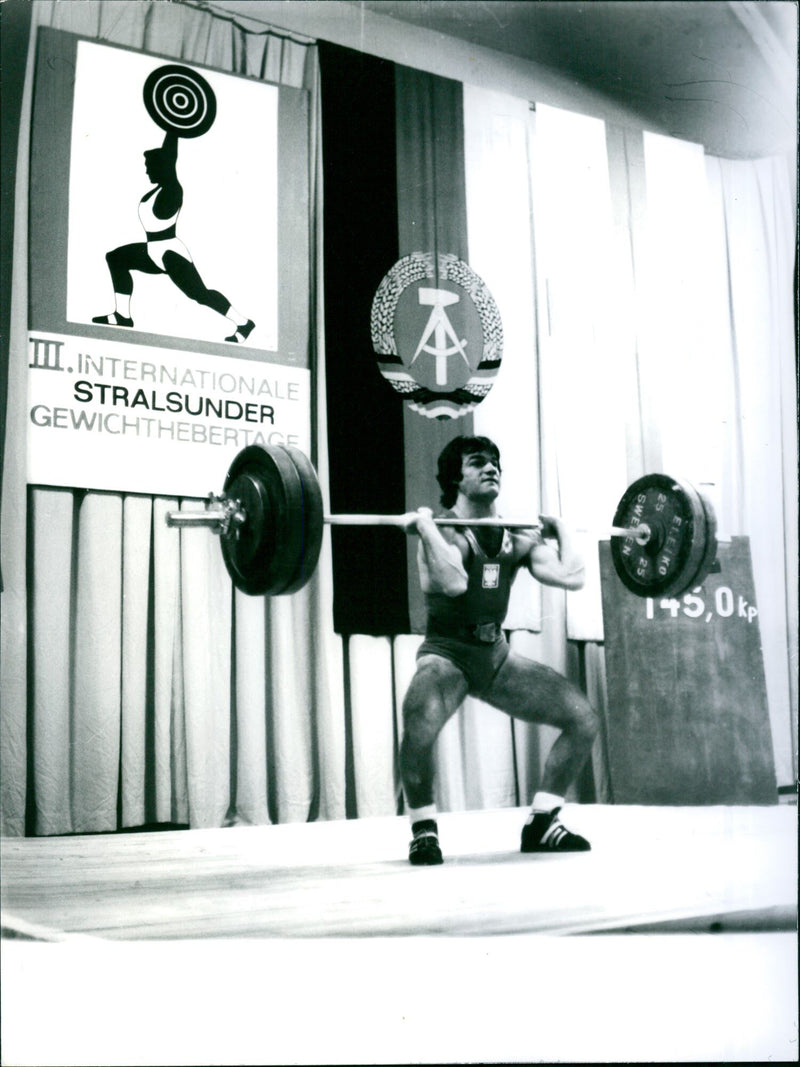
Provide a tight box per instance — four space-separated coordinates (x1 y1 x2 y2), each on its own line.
482 563 500 589
370 252 503 419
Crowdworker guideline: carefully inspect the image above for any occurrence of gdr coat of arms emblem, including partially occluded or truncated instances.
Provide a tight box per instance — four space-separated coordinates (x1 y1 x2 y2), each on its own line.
370 252 504 419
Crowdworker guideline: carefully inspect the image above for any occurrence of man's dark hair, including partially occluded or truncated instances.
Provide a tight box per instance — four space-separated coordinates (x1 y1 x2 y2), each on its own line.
436 436 501 508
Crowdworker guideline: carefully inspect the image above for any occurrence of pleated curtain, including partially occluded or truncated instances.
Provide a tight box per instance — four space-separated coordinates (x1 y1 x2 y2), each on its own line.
391 94 797 809
427 93 615 810
0 0 348 836
2 8 795 836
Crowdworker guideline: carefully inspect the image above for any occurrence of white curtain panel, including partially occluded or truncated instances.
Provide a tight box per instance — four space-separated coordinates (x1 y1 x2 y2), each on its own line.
464 85 542 633
348 635 398 817
428 86 577 813
711 153 797 785
640 134 796 787
424 94 798 808
530 104 634 644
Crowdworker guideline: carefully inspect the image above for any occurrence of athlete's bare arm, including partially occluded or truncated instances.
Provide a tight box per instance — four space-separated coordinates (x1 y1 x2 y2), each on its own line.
525 516 586 590
401 509 468 596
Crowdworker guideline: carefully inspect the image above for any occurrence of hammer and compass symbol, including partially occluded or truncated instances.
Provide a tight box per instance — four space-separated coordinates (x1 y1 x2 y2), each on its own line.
410 287 469 386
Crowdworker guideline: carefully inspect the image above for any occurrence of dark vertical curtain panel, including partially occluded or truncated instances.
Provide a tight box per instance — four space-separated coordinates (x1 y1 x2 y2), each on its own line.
318 42 408 636
319 46 479 635
394 66 474 632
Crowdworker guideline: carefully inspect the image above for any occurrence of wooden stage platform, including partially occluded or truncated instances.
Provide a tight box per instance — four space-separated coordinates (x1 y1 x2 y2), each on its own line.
2 804 797 1063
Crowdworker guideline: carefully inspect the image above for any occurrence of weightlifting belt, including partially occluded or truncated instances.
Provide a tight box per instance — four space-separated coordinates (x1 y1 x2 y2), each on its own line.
427 621 503 645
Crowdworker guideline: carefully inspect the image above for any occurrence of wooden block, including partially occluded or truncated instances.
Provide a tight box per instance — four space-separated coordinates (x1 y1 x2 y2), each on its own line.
599 537 777 805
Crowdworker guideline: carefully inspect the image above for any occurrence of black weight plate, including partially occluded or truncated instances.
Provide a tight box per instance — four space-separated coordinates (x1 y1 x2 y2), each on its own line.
610 474 709 598
257 445 306 596
220 447 272 595
280 446 325 595
692 487 719 590
220 445 304 596
260 446 307 596
668 477 709 597
224 472 269 568
143 64 217 139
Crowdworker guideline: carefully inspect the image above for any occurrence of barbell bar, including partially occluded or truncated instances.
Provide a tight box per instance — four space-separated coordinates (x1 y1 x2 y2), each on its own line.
326 514 649 540
165 444 718 599
167 506 648 542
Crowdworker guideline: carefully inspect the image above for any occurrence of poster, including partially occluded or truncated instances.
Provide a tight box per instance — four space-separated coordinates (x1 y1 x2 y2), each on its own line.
27 29 310 494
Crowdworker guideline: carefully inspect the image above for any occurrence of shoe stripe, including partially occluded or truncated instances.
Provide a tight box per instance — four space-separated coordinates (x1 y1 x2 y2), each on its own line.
541 821 563 845
524 811 589 851
541 821 578 848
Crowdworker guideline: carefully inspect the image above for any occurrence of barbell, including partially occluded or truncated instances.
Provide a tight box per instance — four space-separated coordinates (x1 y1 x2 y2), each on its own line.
165 444 719 600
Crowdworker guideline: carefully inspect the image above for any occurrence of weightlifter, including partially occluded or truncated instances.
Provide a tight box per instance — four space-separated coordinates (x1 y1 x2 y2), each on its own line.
400 436 599 865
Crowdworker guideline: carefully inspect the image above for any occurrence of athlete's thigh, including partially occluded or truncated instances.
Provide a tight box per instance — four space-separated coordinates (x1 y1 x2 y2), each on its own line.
483 649 589 728
403 653 469 733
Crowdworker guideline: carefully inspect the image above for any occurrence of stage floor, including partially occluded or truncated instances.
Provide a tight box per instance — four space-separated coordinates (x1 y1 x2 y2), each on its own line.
2 805 797 1064
1 804 796 939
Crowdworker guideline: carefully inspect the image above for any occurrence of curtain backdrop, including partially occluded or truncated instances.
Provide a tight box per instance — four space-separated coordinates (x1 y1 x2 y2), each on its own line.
395 65 474 636
395 97 798 808
710 153 798 784
2 10 796 837
0 0 349 836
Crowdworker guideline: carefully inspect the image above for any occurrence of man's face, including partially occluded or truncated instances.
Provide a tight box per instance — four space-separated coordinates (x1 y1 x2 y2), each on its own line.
458 449 501 503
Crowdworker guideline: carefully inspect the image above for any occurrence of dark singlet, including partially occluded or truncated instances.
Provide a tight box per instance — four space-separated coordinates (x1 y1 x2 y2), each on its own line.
419 516 518 694
426 518 516 640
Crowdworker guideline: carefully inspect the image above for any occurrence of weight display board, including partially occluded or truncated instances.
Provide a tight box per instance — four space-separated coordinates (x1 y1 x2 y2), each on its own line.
599 537 777 805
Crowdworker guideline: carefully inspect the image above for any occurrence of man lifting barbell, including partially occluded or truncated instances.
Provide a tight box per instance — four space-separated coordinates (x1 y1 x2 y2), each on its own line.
398 436 598 865
166 441 719 862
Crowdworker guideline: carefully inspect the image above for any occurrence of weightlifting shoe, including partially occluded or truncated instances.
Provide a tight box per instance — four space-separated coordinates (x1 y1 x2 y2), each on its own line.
520 807 591 853
408 819 444 866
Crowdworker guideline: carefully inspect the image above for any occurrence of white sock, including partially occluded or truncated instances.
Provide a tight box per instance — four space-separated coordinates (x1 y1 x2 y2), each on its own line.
226 304 246 326
115 293 131 319
525 791 564 824
408 804 437 827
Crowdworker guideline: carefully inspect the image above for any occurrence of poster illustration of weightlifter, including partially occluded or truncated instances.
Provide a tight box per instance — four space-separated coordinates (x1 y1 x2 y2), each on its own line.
67 43 278 349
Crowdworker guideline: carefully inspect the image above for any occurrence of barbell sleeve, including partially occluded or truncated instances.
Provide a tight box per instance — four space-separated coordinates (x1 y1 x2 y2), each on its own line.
166 509 229 529
165 498 246 533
